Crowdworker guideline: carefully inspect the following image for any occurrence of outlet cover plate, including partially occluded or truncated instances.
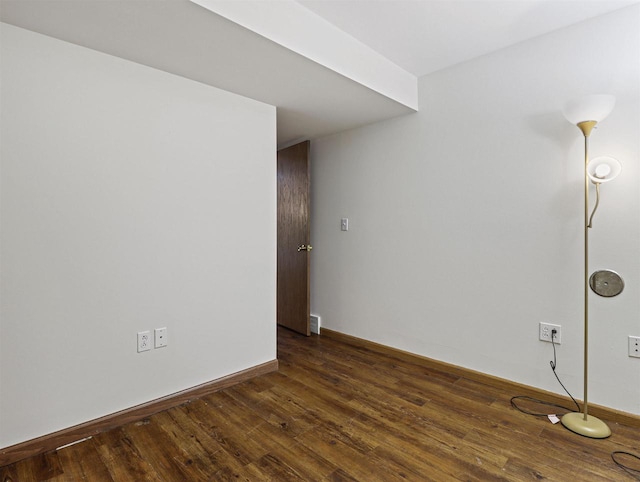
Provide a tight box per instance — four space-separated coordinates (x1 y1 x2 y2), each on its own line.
539 322 562 344
137 331 151 352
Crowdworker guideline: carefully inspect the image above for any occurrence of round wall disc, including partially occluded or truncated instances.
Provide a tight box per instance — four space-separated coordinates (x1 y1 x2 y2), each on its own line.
589 270 624 297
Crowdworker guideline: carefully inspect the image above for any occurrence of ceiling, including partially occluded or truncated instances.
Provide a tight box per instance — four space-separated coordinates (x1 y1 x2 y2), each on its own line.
1 0 637 147
299 0 638 78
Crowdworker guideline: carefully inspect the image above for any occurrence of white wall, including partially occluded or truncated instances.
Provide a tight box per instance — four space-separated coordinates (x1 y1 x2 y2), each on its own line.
311 6 640 414
0 24 276 448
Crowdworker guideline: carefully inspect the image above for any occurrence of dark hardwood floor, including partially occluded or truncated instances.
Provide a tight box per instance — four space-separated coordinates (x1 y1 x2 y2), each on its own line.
2 326 640 481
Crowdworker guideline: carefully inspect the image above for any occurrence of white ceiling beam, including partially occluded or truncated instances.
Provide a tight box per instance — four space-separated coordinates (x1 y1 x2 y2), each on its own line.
190 0 418 111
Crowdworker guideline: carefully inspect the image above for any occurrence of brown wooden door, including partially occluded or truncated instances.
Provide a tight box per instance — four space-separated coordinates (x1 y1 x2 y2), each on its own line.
277 141 311 336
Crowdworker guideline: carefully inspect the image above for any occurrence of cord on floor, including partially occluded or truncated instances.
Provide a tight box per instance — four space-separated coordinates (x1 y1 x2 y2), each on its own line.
509 331 640 479
611 452 640 480
510 331 578 417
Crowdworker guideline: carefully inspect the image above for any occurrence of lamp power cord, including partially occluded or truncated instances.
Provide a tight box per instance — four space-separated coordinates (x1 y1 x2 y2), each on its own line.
510 330 579 416
548 330 581 413
510 331 640 479
611 452 640 480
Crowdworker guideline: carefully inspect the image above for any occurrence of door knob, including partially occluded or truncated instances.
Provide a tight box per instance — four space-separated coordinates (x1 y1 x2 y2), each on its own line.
297 244 313 252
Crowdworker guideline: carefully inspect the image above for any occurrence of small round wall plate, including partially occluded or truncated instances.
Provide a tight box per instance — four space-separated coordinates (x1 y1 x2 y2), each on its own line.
589 270 624 297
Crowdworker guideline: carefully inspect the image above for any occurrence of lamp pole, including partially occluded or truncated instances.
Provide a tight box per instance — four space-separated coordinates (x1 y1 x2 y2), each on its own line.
559 119 611 438
583 131 590 422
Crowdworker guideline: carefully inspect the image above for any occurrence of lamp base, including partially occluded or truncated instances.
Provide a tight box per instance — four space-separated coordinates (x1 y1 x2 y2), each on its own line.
561 412 611 438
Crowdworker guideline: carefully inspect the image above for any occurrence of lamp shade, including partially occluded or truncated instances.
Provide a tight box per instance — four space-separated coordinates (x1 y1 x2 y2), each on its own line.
563 94 616 125
587 156 621 183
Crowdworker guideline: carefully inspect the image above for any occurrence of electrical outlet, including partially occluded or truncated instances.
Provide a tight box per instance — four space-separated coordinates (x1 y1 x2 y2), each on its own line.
628 336 640 358
539 322 562 344
154 327 167 348
137 331 151 352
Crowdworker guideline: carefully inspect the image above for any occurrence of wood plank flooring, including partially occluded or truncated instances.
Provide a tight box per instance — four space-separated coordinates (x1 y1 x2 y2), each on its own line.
2 326 640 481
